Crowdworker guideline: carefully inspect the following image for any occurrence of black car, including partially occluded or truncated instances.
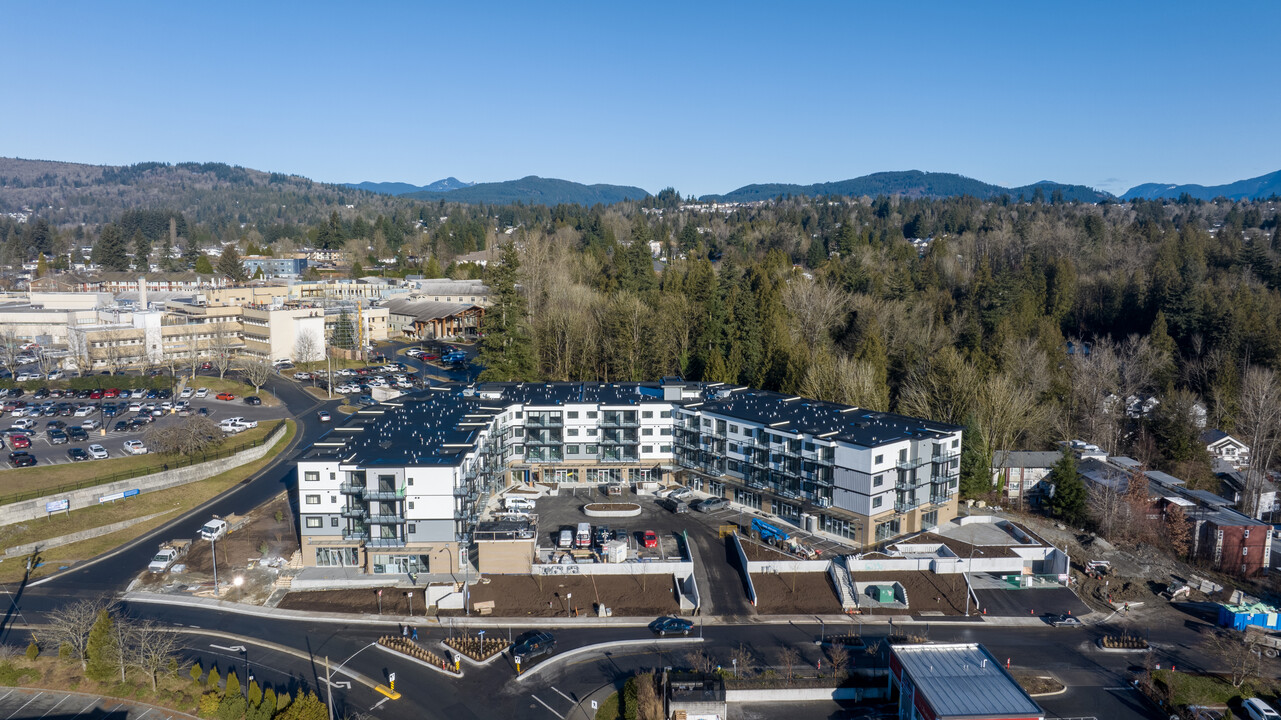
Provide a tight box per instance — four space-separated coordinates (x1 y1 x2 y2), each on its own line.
9 452 35 467
511 631 556 662
67 427 88 441
197 407 209 416
659 497 689 514
46 420 66 431
32 388 48 399
113 421 131 432
157 389 172 399
49 429 68 444
243 396 262 406
9 388 22 398
1045 613 1082 627
67 447 90 462
648 617 693 637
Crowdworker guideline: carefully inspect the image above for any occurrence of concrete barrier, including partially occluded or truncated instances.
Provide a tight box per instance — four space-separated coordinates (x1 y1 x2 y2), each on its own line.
676 571 700 612
0 422 287 528
726 687 884 702
582 503 642 518
3 511 174 558
746 559 832 574
532 560 693 576
728 533 756 607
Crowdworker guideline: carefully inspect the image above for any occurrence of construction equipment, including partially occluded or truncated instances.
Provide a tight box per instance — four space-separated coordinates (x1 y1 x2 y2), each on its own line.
1246 627 1281 658
752 518 791 545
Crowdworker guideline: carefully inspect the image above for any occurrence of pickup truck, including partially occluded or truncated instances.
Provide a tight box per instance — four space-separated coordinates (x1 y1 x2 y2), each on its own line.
147 539 191 573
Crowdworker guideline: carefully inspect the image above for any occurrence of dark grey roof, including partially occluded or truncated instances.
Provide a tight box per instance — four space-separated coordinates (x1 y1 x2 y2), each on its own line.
1200 428 1232 445
892 643 1043 719
993 451 1061 469
385 298 480 322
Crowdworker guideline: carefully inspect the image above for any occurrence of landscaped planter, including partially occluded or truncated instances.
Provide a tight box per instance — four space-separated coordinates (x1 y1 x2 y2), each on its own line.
377 635 461 675
444 636 511 663
583 502 642 518
1098 634 1149 651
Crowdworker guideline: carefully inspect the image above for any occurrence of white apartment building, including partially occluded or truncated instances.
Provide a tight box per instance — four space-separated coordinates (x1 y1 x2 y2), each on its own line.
294 380 961 576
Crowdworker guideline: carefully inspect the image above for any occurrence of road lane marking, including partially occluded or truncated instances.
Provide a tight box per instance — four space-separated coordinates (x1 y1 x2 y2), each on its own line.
6 692 42 720
370 698 389 711
530 695 564 718
550 687 574 704
38 695 68 717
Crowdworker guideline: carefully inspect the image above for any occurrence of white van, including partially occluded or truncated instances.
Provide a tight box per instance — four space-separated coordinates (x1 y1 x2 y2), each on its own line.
557 528 573 548
1244 698 1281 720
575 522 591 549
199 518 228 541
504 497 535 512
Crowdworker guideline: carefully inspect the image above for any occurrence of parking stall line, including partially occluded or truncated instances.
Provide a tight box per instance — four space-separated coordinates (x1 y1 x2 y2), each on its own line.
550 687 574 704
38 695 68 718
0 690 13 705
72 698 100 718
5 692 42 720
529 695 564 719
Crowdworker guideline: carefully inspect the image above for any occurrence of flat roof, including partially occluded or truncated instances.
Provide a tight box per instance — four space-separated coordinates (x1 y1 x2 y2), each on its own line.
893 643 1043 719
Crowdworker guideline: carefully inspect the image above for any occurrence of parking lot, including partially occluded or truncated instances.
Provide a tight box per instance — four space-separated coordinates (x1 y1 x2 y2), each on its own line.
0 687 194 720
1 388 288 469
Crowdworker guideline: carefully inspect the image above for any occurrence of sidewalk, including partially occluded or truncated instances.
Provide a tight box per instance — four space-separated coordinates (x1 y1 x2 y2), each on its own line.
123 590 1088 628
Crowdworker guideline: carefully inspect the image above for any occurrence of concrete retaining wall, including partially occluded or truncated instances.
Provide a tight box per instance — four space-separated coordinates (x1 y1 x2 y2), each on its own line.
676 571 700 612
3 511 174 557
0 422 287 527
729 533 756 607
726 687 884 702
746 559 832 574
532 560 692 576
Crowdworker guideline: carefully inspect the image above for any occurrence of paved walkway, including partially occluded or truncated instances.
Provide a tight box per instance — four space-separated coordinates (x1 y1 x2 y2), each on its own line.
0 687 199 720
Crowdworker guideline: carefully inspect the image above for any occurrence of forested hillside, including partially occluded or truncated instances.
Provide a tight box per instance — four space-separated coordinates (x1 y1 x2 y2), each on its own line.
702 170 1114 203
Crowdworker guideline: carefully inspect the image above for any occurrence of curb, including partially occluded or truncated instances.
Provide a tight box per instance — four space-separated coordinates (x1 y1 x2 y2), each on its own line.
516 636 703 683
439 639 510 668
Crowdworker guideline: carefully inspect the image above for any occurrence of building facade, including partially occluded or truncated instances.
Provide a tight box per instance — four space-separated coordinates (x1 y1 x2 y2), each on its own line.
242 256 308 279
293 380 962 575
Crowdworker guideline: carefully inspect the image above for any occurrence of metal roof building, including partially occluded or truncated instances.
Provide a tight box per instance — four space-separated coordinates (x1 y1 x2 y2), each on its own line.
889 643 1043 720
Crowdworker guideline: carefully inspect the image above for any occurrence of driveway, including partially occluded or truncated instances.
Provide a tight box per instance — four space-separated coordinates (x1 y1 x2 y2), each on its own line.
974 586 1091 618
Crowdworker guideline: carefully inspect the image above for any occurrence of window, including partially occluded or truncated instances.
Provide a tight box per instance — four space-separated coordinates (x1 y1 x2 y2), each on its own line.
728 459 739 472
587 428 598 436
586 444 598 454
331 495 338 503
872 496 883 508
874 454 884 465
408 524 416 534
567 428 579 437
661 428 671 436
408 501 415 509
642 411 653 419
642 428 653 436
568 411 579 419
952 438 959 448
305 517 322 528
331 517 339 527
305 494 321 505
587 411 598 419
898 449 907 462
304 471 319 482
661 411 672 418
566 445 580 455
660 444 672 453
330 472 336 480
702 419 711 427
515 412 523 419
729 443 739 453
873 474 884 487
514 428 525 437
729 424 739 434
642 445 653 453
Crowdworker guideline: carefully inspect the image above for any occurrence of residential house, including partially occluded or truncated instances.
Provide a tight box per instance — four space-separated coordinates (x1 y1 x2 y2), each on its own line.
1202 429 1250 469
991 451 1060 506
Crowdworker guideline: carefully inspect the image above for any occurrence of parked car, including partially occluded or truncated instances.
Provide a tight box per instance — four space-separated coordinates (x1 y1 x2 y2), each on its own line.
243 396 262 406
510 631 555 662
648 617 693 636
195 388 209 398
1044 613 1082 627
88 444 109 459
1244 698 1281 720
225 416 258 429
9 452 35 467
557 528 573 548
179 387 194 398
642 530 658 548
113 420 131 432
123 439 148 455
10 435 30 449
659 497 689 514
49 429 68 444
692 497 728 513
67 447 90 462
81 418 100 430
197 407 209 416
67 426 88 441
215 392 235 401
318 411 332 422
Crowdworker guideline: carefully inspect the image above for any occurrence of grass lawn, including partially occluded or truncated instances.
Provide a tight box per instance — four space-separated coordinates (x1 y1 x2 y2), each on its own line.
181 375 280 406
593 691 620 720
0 420 296 583
0 424 280 503
1153 669 1280 708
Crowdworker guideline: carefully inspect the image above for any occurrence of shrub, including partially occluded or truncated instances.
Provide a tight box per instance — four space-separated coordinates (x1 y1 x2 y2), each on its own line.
623 676 638 720
190 663 203 683
24 642 37 660
217 692 246 720
58 643 74 662
198 692 222 719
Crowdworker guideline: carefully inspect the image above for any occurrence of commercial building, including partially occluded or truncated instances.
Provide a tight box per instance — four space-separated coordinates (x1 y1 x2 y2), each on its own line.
242 256 308 279
239 305 325 362
294 379 961 575
888 643 1044 720
385 298 484 340
403 278 493 306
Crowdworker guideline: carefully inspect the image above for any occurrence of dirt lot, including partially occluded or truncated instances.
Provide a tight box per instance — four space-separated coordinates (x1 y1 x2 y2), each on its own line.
848 570 970 615
752 572 842 614
280 574 682 617
169 493 297 575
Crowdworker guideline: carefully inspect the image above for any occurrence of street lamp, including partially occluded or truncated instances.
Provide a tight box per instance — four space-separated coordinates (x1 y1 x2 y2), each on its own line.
324 642 378 720
210 535 219 596
963 548 984 617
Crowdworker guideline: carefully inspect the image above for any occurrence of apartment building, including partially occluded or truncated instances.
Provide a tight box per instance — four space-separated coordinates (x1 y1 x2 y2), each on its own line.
239 305 325 362
293 380 961 575
242 256 308 279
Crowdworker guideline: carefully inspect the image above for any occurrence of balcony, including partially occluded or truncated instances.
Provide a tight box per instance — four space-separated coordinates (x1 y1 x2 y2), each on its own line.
342 529 369 541
896 457 927 470
895 500 924 514
365 537 406 548
600 414 639 428
525 415 563 428
339 483 365 495
931 451 961 465
340 506 367 519
363 488 402 501
367 513 405 524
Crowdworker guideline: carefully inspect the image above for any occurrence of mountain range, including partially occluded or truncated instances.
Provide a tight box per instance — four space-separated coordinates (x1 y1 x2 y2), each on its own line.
399 176 649 206
698 171 1113 203
1120 169 1281 201
343 177 473 195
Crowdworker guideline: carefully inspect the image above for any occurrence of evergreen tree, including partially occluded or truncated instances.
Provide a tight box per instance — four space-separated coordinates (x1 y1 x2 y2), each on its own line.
183 238 203 267
224 669 240 698
247 680 262 708
217 244 247 281
422 255 443 278
958 415 993 499
331 310 356 349
35 254 47 279
1047 448 1087 526
207 666 221 692
132 230 151 270
84 610 118 682
96 224 131 271
274 691 327 720
26 218 53 257
478 242 536 381
195 254 215 274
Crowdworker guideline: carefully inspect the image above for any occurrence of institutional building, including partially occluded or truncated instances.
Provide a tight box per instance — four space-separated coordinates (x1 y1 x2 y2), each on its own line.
294 379 962 575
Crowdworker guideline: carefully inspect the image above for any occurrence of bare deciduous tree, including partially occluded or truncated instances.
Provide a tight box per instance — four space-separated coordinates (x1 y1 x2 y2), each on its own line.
0 330 21 377
294 330 322 369
897 347 979 426
129 621 183 690
800 354 888 411
209 329 237 379
144 416 226 456
685 648 715 674
1237 366 1281 518
66 330 92 375
1205 630 1263 688
45 596 116 670
240 357 275 394
824 643 850 679
778 645 800 683
730 643 756 678
781 279 852 352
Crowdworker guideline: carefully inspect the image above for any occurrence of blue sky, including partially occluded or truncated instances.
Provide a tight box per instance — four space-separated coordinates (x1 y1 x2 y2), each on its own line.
4 1 1279 196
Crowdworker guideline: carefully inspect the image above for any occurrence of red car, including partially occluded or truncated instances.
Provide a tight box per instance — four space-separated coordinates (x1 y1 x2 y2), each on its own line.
642 530 658 549
215 392 235 401
104 389 120 398
89 390 103 399
10 435 30 449
201 362 213 370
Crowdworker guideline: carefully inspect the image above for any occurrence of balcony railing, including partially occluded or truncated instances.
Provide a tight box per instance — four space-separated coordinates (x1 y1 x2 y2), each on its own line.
367 514 405 524
895 500 924 514
339 483 365 495
342 529 369 541
931 451 961 465
340 506 367 519
365 537 406 548
363 488 402 501
896 457 927 470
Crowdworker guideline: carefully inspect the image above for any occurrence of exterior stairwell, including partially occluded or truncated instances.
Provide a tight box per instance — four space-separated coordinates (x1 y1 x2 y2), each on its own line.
829 555 858 611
